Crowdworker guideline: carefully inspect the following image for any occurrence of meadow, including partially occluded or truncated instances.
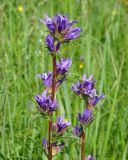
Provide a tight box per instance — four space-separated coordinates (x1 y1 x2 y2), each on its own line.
0 0 128 159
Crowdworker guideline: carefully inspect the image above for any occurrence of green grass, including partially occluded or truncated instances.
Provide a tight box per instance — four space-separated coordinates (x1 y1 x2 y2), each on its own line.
0 0 128 159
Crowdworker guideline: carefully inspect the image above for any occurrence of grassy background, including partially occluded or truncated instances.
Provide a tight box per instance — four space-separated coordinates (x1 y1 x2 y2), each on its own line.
0 0 128 159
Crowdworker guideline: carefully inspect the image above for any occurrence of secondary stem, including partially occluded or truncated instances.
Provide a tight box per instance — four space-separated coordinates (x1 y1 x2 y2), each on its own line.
81 131 85 160
48 56 57 160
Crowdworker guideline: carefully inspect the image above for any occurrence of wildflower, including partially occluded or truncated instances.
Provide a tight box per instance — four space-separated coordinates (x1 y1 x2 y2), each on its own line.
89 91 105 107
78 108 93 125
71 74 96 98
37 71 52 87
35 90 58 115
40 14 81 42
79 63 83 69
42 138 65 156
73 126 83 137
37 71 66 90
86 155 95 160
17 5 24 13
46 35 60 53
57 58 72 75
53 116 71 135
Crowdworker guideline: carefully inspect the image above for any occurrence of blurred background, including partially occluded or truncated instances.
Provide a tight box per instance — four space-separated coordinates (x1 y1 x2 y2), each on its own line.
0 0 128 159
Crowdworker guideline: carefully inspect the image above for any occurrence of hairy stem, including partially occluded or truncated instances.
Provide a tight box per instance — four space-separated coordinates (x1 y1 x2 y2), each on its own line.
48 56 57 160
81 131 85 160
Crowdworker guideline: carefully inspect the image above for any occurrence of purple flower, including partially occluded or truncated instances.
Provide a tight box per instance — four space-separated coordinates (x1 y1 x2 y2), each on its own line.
71 74 96 98
35 90 58 115
40 14 81 42
52 142 65 156
73 126 83 137
57 58 72 74
78 108 93 125
42 138 48 150
37 71 52 87
46 35 60 52
53 116 71 135
86 155 95 160
71 74 104 106
89 91 105 107
37 71 66 89
57 116 71 133
42 138 65 156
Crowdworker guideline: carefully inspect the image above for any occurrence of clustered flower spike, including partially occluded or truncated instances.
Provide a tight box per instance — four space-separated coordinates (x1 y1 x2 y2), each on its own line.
35 90 58 115
40 14 81 43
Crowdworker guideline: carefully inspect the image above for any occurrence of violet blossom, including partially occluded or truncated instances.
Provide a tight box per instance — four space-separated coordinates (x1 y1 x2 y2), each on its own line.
53 116 71 135
86 155 95 160
40 14 81 42
71 74 104 107
35 90 58 115
46 35 60 53
57 58 72 75
73 126 83 137
78 108 93 125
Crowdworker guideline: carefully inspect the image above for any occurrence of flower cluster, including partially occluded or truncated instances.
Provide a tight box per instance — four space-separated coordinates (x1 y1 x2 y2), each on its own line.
35 90 58 115
40 14 81 53
72 74 104 138
35 13 80 158
52 116 71 136
42 115 71 155
72 74 104 107
34 13 103 159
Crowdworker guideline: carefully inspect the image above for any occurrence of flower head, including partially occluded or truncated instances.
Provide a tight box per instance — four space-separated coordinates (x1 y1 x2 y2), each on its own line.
37 71 66 90
57 58 72 75
73 126 83 137
72 74 96 98
71 74 104 107
46 35 60 53
86 155 95 160
78 108 93 125
53 116 71 135
40 14 81 42
89 91 105 107
35 90 58 115
37 71 52 87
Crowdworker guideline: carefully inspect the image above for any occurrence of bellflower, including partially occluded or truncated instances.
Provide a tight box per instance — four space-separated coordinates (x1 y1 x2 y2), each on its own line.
37 71 66 90
89 91 105 107
40 14 81 42
46 35 60 52
57 58 72 75
71 74 96 98
86 155 95 160
42 138 65 156
73 126 83 137
37 71 52 88
53 116 71 135
35 90 58 115
78 108 93 125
